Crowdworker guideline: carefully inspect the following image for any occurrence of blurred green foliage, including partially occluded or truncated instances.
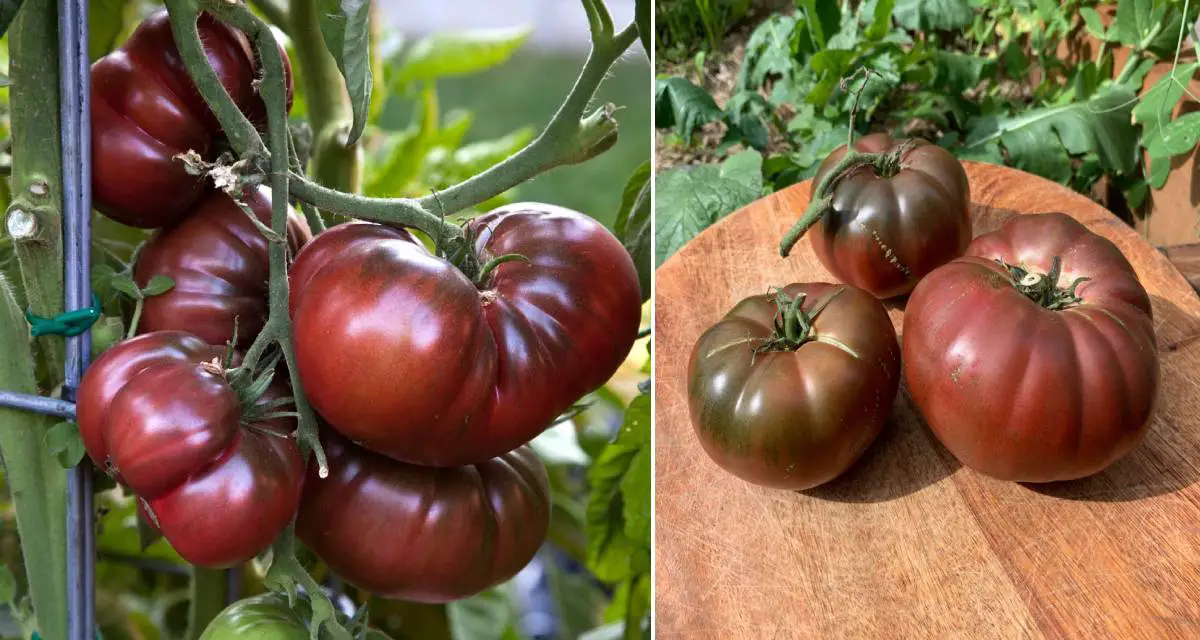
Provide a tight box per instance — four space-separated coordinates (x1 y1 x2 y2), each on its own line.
381 51 651 228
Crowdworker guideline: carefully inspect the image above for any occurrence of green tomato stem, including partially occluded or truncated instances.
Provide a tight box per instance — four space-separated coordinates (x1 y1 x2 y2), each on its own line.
249 0 290 33
288 173 456 237
757 287 846 353
186 566 230 640
778 142 913 258
7 0 66 381
0 2 71 637
218 0 330 478
164 5 344 637
0 279 67 640
414 23 638 216
163 0 268 165
1003 256 1090 311
288 131 326 233
473 253 531 286
126 297 144 340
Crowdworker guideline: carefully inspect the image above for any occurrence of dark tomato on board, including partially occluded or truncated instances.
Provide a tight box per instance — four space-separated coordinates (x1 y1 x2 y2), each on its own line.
903 213 1159 482
289 203 643 466
76 331 304 567
687 283 900 489
91 9 294 228
808 133 971 298
296 430 550 602
134 187 311 348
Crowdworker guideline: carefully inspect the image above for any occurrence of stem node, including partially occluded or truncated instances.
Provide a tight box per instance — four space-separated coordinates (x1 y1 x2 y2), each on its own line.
5 207 38 240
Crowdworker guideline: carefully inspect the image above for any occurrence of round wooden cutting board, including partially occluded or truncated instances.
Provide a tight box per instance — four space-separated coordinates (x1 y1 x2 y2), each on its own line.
654 162 1200 639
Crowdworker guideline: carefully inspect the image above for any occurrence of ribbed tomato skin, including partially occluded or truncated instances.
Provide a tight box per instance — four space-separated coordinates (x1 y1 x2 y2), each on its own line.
289 203 642 466
903 213 1159 482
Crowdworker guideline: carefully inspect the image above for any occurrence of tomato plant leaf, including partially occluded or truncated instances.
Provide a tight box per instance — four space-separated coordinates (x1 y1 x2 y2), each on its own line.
139 275 174 298
865 0 896 41
546 556 607 638
587 392 652 584
614 161 651 301
1003 125 1074 183
108 275 142 301
88 0 133 61
43 421 85 468
619 447 650 546
931 50 984 94
1079 7 1117 43
737 15 799 92
966 86 1138 178
654 76 721 145
615 394 649 447
1133 62 1200 160
797 0 841 48
447 585 518 640
1144 69 1197 117
586 441 640 583
1114 0 1163 49
655 150 763 267
316 0 373 146
364 85 438 198
392 26 532 87
1148 152 1172 188
622 574 651 640
1144 111 1200 158
1122 178 1149 209
1145 1 1200 58
721 91 772 151
893 0 973 32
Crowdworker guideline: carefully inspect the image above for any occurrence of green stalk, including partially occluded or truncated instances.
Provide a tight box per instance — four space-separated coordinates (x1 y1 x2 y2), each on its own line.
289 0 360 193
415 23 636 215
1115 22 1164 86
6 0 65 383
1 2 70 636
0 278 67 640
186 567 230 639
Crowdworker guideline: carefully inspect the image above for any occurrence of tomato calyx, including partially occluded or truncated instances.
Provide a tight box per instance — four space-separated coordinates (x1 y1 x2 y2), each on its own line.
437 221 533 289
779 140 919 258
755 286 846 354
473 253 531 287
1000 256 1090 310
219 348 297 430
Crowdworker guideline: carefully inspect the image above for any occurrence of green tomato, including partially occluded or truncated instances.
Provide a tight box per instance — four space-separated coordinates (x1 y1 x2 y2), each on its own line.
199 593 310 639
200 592 395 640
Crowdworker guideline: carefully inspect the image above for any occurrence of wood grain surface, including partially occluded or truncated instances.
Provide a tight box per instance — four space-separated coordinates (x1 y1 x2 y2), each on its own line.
654 162 1200 639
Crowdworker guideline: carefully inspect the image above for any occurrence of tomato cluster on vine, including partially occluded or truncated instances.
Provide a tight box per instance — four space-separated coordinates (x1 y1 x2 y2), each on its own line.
80 8 643 604
688 136 1159 489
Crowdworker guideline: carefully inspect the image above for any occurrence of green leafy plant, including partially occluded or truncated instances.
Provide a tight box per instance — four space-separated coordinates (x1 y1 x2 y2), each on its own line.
656 149 766 266
655 0 1200 265
657 0 753 59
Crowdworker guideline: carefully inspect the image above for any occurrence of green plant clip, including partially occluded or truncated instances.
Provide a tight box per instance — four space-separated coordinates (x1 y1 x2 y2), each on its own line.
25 294 102 337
